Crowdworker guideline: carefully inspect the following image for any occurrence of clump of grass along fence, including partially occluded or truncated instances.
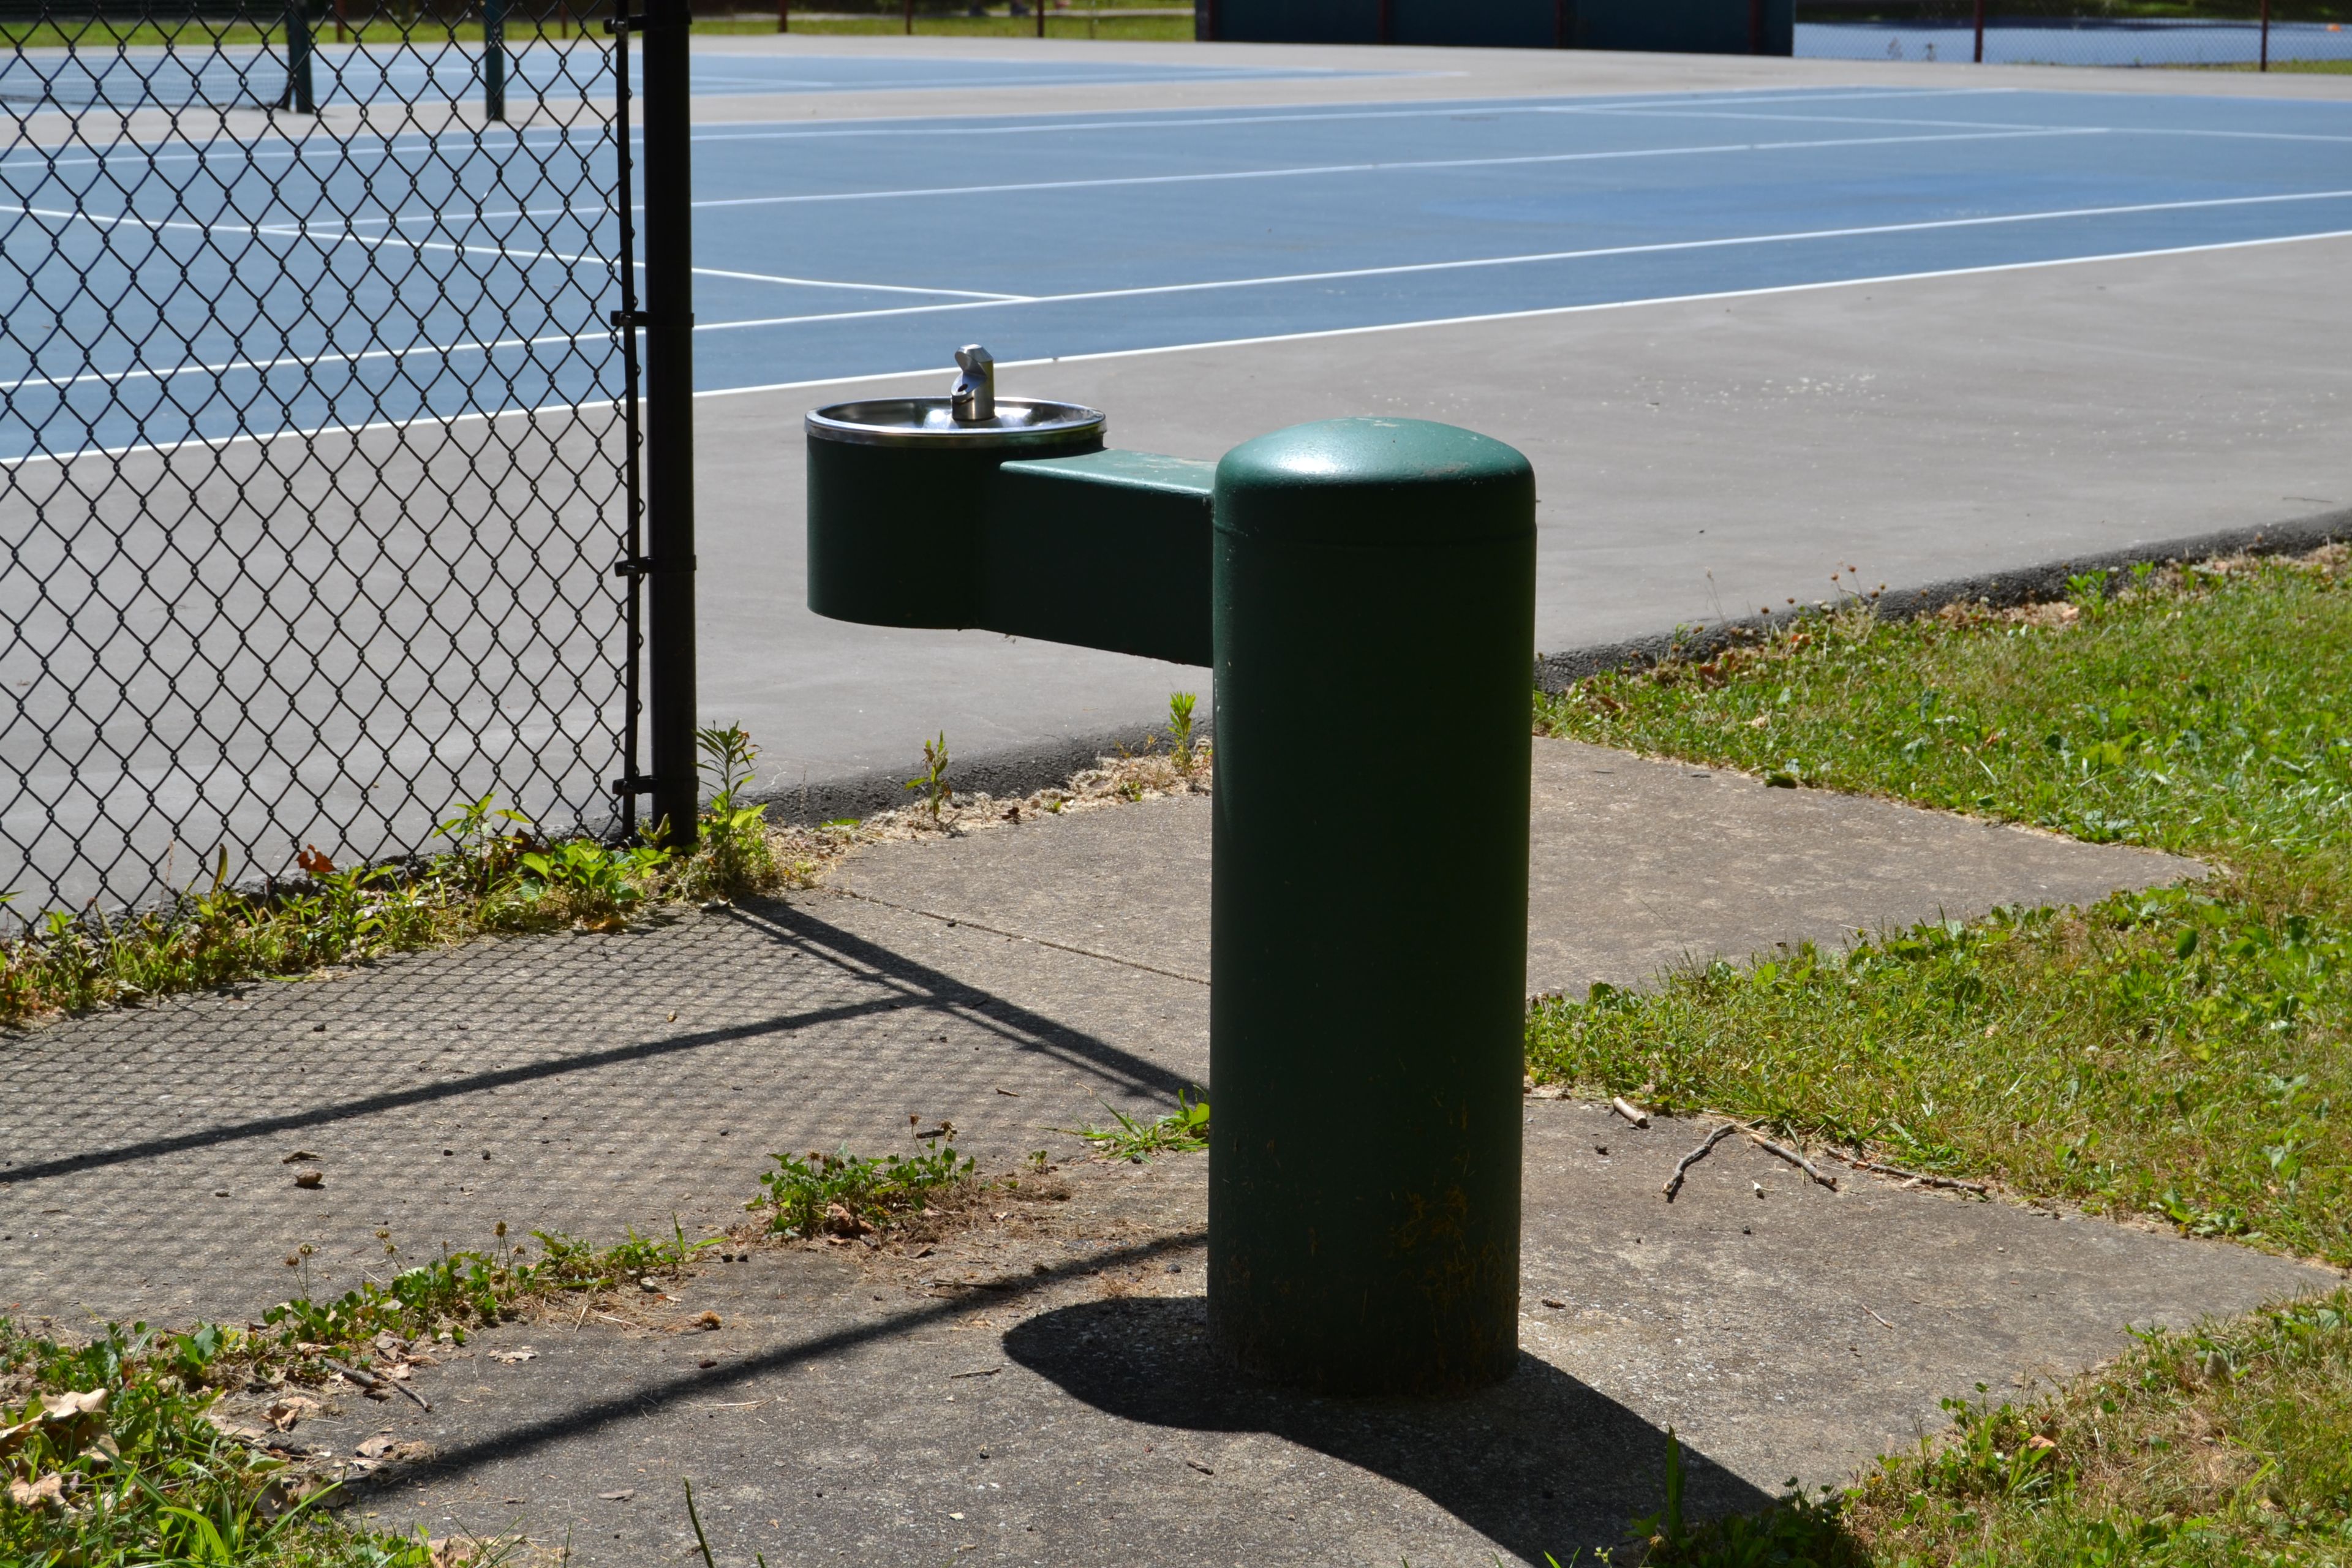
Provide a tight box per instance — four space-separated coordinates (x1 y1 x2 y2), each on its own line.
0 1216 729 1568
0 723 792 1028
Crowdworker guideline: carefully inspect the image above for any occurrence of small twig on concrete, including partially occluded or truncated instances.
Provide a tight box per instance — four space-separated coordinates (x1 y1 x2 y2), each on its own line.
1746 1131 1839 1191
320 1357 431 1412
1842 1155 1990 1195
1611 1096 1650 1128
1856 1300 1896 1330
1662 1123 1737 1201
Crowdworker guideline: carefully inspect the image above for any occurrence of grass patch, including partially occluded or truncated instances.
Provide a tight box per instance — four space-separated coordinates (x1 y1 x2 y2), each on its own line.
1057 1090 1212 1161
2177 57 2352 72
1635 1289 2352 1568
0 1222 712 1566
0 723 793 1030
1 1316 492 1567
751 1133 978 1238
1529 549 2352 1264
0 700 1210 1033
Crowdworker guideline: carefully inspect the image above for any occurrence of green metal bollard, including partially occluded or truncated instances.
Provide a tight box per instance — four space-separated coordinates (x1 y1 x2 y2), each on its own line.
805 360 1535 1397
1207 420 1534 1396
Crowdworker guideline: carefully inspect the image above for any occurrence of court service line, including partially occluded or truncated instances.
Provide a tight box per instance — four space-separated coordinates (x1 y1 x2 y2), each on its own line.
0 85 2011 173
12 222 2346 472
15 186 2351 396
20 186 2347 401
690 266 1028 301
691 186 2352 334
0 199 608 282
315 121 2080 230
0 87 1988 179
0 210 1004 380
695 225 2352 405
680 126 2101 213
675 87 2025 146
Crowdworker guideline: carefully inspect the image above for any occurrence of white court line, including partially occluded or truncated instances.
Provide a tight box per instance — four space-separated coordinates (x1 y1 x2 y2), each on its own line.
13 121 2083 251
690 186 2352 334
371 123 2094 229
683 127 2101 213
0 323 600 398
1 199 608 277
690 265 1028 301
10 221 2348 472
17 187 2351 398
698 225 2352 405
0 85 2007 170
1 197 1005 326
677 86 2027 145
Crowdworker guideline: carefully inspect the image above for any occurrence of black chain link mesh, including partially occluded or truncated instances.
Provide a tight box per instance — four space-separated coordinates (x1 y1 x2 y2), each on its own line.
1 0 639 916
1797 0 2352 66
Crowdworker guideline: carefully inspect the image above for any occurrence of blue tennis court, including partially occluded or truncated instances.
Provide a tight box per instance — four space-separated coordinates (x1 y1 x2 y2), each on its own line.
5 74 2351 461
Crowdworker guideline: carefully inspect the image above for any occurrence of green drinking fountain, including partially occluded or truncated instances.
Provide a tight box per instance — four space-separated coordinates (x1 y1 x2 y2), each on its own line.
805 345 1537 1396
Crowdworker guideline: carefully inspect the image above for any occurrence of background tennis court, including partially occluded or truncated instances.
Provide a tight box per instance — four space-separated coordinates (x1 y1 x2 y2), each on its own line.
4 40 2349 913
10 72 2350 461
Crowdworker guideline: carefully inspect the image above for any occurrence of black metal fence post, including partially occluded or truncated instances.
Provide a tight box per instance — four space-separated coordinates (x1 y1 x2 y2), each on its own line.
483 0 507 120
279 0 316 111
641 0 699 849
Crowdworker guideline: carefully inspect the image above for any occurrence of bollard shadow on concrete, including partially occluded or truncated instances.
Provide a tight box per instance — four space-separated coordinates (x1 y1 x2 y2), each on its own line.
1003 1295 1776 1561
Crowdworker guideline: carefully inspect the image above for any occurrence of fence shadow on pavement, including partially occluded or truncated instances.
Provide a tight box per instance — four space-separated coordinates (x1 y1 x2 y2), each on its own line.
2 894 1197 1191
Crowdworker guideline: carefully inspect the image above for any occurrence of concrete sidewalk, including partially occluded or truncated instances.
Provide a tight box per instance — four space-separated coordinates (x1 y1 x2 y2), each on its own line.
2 737 2198 1325
5 742 2304 1567
832 736 2199 994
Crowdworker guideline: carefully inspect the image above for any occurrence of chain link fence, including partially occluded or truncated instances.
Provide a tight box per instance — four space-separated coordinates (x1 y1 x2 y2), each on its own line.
0 0 650 917
1797 0 2352 66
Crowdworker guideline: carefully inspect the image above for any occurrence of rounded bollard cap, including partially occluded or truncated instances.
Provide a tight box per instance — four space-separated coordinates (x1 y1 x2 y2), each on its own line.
1213 417 1534 548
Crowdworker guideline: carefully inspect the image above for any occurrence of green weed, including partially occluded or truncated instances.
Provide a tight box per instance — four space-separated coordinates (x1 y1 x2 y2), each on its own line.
677 723 783 901
1630 1428 1856 1567
1168 692 1200 771
1059 1090 1211 1161
752 1136 976 1238
904 732 953 820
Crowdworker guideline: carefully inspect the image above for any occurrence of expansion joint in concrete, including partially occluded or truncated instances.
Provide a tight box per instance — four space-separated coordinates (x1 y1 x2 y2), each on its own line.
823 887 1212 987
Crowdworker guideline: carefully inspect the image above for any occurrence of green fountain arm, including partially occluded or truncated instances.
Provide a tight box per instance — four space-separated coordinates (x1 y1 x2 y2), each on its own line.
982 450 1213 668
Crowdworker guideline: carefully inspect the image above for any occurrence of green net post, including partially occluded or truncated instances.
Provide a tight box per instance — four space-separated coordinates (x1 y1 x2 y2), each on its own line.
483 0 507 122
